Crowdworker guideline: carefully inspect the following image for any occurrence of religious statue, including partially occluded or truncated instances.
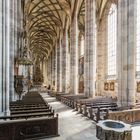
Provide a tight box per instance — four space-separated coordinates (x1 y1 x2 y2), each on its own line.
14 75 24 100
33 64 44 85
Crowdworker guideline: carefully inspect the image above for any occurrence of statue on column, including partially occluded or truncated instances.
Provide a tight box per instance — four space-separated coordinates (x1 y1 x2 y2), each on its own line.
14 75 24 100
33 60 44 85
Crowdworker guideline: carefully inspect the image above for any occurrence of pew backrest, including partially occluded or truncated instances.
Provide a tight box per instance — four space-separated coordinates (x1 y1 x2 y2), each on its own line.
0 115 59 140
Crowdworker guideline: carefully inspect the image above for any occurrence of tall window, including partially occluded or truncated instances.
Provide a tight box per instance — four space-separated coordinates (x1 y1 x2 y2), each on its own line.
80 35 84 56
137 0 140 75
107 4 117 78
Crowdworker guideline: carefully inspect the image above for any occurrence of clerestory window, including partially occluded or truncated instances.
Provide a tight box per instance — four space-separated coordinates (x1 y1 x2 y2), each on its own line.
107 4 117 79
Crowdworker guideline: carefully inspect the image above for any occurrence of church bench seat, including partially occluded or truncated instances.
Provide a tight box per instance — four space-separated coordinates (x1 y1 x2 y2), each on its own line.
88 105 118 122
74 98 102 111
59 94 87 108
10 103 48 108
10 104 48 108
0 114 59 140
55 93 69 101
82 103 117 116
10 106 51 112
11 108 52 115
0 110 55 120
75 97 116 113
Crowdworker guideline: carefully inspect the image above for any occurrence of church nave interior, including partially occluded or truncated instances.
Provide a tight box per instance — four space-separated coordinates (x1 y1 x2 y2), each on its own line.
0 0 140 140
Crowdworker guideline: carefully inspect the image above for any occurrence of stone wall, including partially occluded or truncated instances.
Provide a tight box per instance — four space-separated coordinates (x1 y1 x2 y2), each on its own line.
96 1 117 98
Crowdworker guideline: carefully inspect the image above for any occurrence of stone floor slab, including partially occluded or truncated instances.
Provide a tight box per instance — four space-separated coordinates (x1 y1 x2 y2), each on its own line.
40 93 98 140
40 93 140 140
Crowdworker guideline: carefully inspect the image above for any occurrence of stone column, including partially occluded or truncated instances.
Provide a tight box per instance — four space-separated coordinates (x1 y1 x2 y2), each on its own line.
1 0 11 116
46 59 49 87
55 44 57 91
84 0 96 97
49 56 52 86
96 17 107 96
62 28 69 92
43 60 47 87
14 0 22 100
0 0 2 113
49 54 52 86
59 38 63 92
66 33 70 93
52 48 55 89
117 0 136 107
51 50 53 87
47 59 49 86
9 0 15 101
66 37 70 93
53 45 56 91
45 61 48 86
65 29 70 93
70 7 79 94
14 0 18 55
56 40 60 91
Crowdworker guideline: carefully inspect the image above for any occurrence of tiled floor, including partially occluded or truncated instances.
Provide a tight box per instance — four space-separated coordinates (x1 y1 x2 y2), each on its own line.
40 93 140 140
41 93 98 140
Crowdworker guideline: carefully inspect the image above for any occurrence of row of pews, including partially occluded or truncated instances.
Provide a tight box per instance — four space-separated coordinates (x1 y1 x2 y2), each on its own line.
52 91 140 124
50 92 118 122
0 91 59 140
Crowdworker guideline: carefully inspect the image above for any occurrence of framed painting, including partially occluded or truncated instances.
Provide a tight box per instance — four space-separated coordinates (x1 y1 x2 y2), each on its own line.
110 82 115 91
137 82 140 92
104 82 109 91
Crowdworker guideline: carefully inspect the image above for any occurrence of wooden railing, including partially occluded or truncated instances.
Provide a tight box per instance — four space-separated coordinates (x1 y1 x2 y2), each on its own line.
105 108 140 124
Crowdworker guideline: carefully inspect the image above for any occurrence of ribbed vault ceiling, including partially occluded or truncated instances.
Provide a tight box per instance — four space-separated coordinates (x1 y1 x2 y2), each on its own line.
24 0 109 61
78 0 85 33
24 0 71 60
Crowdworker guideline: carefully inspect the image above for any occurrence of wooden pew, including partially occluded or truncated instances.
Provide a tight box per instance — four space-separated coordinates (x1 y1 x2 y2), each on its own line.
66 95 87 108
0 91 59 139
0 114 59 140
11 108 52 115
92 104 118 122
60 94 87 108
10 103 48 108
0 91 59 140
75 97 115 113
85 103 117 116
10 106 51 112
0 110 55 120
9 91 54 119
55 92 68 101
73 97 118 122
